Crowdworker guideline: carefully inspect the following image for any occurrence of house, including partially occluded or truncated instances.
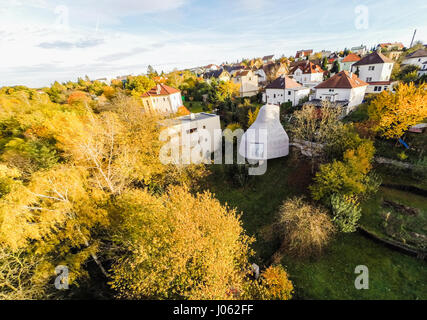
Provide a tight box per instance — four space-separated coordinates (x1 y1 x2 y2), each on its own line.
232 70 259 97
351 51 395 93
377 42 404 51
239 104 289 160
312 71 368 113
402 49 427 77
203 69 231 83
262 55 274 63
289 61 324 88
141 84 184 114
319 50 332 58
160 112 221 164
295 49 313 59
350 45 367 56
224 64 246 76
264 75 310 107
204 64 220 71
257 61 288 85
339 53 361 72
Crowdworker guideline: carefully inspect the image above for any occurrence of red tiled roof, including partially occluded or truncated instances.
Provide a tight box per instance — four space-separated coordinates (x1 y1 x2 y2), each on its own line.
234 70 251 77
367 80 394 85
141 84 180 97
342 53 361 63
315 71 368 89
290 61 324 74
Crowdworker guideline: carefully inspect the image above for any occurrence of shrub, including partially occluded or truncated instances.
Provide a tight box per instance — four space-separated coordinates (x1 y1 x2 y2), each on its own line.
277 197 335 257
330 194 362 233
247 266 293 300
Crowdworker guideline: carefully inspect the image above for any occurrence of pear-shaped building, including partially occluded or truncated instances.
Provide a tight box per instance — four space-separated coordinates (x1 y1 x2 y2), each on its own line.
239 104 289 160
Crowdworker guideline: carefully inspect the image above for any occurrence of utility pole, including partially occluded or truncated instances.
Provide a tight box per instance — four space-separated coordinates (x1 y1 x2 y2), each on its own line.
410 29 417 48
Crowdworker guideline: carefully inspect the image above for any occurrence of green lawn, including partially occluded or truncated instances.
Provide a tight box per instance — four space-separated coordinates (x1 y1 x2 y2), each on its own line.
184 101 204 113
206 155 427 300
282 233 426 300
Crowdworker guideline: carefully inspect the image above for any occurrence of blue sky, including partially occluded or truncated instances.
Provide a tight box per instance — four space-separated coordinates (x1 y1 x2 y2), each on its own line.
1 0 426 87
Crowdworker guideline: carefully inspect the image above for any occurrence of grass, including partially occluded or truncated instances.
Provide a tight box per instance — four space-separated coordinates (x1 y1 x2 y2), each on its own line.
184 101 204 113
282 233 426 300
360 186 427 250
205 154 427 300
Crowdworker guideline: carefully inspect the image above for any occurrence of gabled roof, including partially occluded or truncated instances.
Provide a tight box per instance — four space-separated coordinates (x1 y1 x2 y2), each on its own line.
405 49 427 59
141 84 180 97
204 69 229 79
342 53 361 63
262 55 274 60
265 75 303 89
234 70 251 77
352 51 394 66
315 71 368 89
290 61 324 74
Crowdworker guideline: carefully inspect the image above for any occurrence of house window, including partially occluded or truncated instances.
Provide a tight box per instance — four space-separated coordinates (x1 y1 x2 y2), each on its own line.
274 94 276 98
203 125 206 129
366 77 372 82
368 66 375 71
329 89 334 92
187 128 198 134
288 91 291 95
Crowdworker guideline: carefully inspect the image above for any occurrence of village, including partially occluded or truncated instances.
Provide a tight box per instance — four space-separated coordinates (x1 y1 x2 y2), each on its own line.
0 38 426 302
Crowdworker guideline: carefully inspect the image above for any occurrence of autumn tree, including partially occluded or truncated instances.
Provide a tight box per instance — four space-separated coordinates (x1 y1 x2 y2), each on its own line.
367 83 427 139
247 106 260 127
245 265 293 300
109 186 254 300
310 141 377 201
125 75 155 95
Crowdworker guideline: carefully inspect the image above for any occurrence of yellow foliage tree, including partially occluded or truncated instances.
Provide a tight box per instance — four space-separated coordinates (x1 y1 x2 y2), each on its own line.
109 186 254 300
368 82 427 139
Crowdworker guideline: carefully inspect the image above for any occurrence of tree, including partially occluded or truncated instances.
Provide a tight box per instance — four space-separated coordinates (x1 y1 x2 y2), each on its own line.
367 83 427 139
109 186 254 300
247 107 260 126
290 103 344 169
276 197 335 258
331 60 340 74
310 141 376 201
215 80 240 103
125 75 155 95
67 91 90 105
246 265 293 300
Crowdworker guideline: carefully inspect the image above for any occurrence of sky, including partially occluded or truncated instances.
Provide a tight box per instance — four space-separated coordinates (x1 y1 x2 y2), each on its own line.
0 0 426 88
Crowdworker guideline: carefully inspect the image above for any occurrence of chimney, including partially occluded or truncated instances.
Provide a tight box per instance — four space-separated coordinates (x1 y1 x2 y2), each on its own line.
156 84 161 95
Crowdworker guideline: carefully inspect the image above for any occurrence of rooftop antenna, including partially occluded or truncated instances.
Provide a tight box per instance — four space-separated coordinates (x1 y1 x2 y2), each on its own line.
410 29 417 48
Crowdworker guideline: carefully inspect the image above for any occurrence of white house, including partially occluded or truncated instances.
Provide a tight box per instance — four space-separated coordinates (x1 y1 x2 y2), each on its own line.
203 69 231 83
239 104 289 160
313 71 368 113
289 61 324 88
264 75 310 107
402 49 427 77
232 70 259 97
160 112 221 164
351 51 394 94
350 45 367 56
141 84 183 114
